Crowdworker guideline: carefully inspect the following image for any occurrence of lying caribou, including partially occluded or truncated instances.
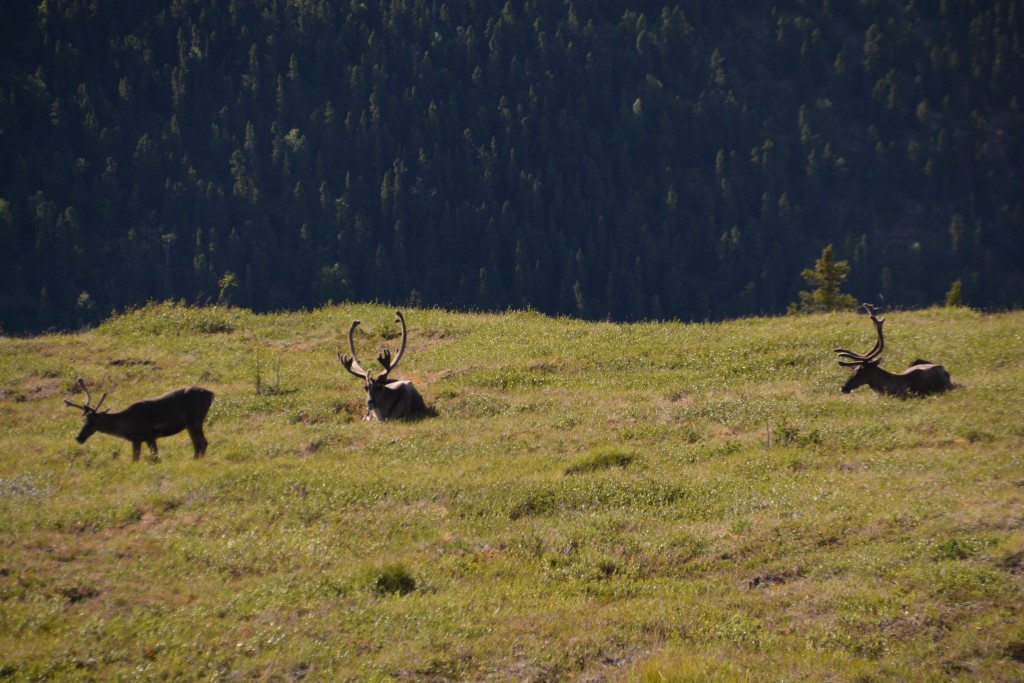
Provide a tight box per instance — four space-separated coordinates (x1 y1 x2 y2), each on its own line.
834 304 952 396
64 378 214 460
339 310 426 420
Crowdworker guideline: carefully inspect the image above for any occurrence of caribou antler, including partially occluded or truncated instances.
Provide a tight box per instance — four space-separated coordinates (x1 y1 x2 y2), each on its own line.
834 303 885 365
377 311 409 375
338 320 370 379
63 378 106 413
63 377 90 410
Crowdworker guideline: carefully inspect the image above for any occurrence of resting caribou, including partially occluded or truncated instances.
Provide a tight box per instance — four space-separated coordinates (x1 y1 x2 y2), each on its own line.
339 310 426 420
64 378 214 460
834 304 952 396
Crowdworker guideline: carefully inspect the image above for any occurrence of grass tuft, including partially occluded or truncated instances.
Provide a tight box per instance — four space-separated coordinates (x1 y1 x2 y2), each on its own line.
564 447 636 475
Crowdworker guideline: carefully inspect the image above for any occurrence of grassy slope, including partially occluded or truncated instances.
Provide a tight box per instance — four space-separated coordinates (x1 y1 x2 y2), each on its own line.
1 303 1022 682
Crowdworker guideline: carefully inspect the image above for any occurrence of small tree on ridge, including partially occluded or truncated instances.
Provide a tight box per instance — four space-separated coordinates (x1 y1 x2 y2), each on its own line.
792 244 857 313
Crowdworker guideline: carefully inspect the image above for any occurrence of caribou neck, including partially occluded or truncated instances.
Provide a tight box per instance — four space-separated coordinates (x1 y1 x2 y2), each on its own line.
863 366 911 395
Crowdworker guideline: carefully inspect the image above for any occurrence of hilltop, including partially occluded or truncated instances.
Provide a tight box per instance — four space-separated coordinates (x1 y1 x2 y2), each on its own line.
1 303 1023 680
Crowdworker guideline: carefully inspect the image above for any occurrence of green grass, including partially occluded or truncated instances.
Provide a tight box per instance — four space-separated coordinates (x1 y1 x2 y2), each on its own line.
1 301 1022 681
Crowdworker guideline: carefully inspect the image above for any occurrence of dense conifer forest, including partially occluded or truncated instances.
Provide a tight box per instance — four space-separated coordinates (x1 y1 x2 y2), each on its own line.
1 0 1022 332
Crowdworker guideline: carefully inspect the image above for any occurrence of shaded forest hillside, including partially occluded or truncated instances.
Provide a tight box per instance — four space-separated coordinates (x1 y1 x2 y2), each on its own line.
1 0 1022 332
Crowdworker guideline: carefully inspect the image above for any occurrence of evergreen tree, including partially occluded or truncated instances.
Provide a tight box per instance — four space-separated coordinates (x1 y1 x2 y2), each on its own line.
793 244 858 313
944 279 962 308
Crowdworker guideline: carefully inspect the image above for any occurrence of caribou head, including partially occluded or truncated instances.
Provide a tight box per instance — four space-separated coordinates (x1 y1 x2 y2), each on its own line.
339 310 426 420
64 377 108 444
834 304 952 396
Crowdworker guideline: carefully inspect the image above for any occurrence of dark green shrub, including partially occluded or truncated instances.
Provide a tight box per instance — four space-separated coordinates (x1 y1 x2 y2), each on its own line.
373 563 416 596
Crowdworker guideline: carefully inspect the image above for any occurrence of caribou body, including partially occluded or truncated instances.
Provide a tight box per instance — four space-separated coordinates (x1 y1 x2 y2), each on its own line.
339 310 426 420
65 379 214 459
834 304 952 396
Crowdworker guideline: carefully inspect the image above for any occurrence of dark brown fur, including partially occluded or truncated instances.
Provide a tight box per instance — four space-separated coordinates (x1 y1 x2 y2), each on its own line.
835 305 952 396
840 360 952 396
66 381 214 459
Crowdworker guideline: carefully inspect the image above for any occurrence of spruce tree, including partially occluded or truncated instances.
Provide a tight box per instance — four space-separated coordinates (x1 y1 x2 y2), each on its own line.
794 244 857 313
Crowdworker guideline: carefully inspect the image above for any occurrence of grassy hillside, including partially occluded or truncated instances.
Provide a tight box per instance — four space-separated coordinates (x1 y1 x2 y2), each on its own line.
1 303 1022 681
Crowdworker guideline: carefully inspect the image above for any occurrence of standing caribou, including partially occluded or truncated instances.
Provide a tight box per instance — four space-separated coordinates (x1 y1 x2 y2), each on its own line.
339 310 426 420
834 304 952 396
64 378 214 460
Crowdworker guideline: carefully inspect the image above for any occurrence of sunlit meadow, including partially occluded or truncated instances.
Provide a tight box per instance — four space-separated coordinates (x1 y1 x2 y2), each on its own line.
1 303 1022 681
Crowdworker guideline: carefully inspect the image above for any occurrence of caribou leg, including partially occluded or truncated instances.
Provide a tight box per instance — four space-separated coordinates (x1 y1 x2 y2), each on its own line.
188 425 209 457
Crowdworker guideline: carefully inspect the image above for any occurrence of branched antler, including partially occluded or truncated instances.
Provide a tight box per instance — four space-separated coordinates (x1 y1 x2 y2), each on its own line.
340 311 410 386
377 311 408 375
339 320 370 379
63 378 106 412
834 303 885 365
